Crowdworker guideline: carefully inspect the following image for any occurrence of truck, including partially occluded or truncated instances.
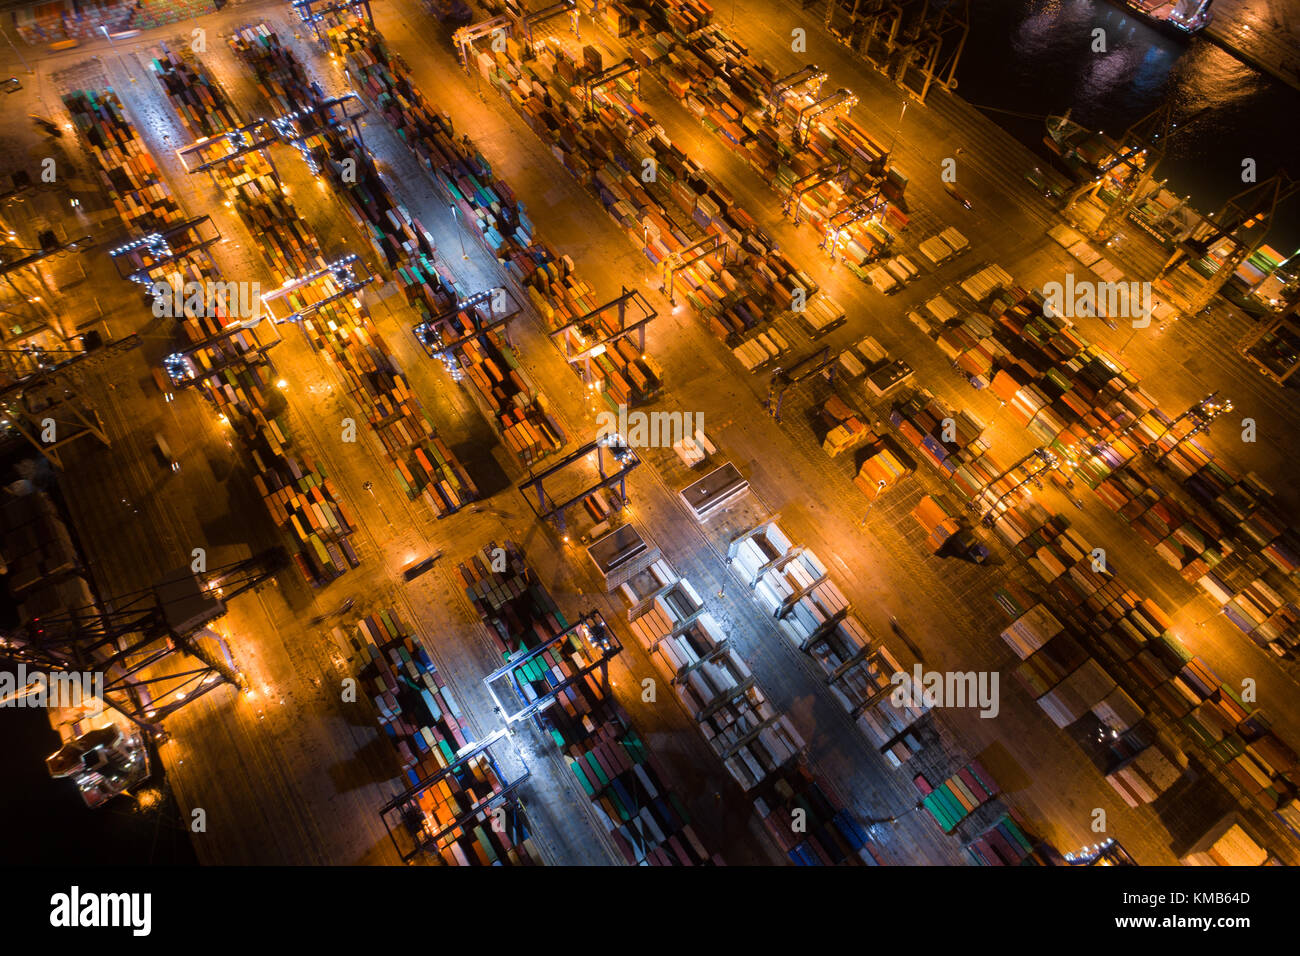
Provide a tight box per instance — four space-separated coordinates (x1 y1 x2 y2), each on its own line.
911 494 988 562
943 181 972 209
1025 165 1068 200
154 433 180 472
151 366 175 402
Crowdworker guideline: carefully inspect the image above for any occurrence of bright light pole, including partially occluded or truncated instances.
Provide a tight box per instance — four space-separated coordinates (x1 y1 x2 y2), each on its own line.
449 204 469 259
1 24 31 74
885 100 907 166
101 25 132 82
362 480 392 527
1118 319 1146 354
1196 607 1224 628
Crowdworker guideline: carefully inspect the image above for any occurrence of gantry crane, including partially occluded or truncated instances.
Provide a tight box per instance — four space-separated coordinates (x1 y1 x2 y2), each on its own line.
1064 101 1205 244
1158 171 1300 319
518 436 640 534
3 550 287 737
794 88 857 146
0 230 93 279
108 217 221 286
0 334 139 467
0 227 93 346
893 0 969 103
518 0 578 44
259 256 375 332
662 235 728 304
784 162 849 225
856 0 906 71
765 346 837 422
414 286 521 361
1148 393 1233 463
290 0 375 46
453 15 514 69
454 1 578 70
1239 289 1300 384
1076 392 1233 481
767 65 827 122
584 58 638 114
975 447 1058 526
821 188 887 259
546 285 656 387
847 0 968 103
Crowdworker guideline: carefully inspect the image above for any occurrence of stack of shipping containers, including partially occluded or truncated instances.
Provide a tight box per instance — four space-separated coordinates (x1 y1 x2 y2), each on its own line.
631 3 903 203
525 249 662 407
68 84 358 586
728 518 929 766
349 608 540 865
454 22 836 360
628 9 907 272
151 44 240 138
412 292 566 465
819 394 872 456
624 562 806 789
752 763 878 865
875 278 1300 831
890 389 986 482
457 542 722 864
229 23 315 115
64 90 184 232
884 385 1049 527
328 20 537 271
966 812 1054 865
998 511 1300 820
15 0 218 43
215 147 325 284
456 327 564 465
293 278 480 513
222 27 478 513
327 20 664 411
616 546 876 863
983 289 1300 661
917 761 999 834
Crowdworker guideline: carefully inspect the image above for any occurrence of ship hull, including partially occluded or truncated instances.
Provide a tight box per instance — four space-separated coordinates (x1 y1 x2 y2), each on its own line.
1104 0 1212 39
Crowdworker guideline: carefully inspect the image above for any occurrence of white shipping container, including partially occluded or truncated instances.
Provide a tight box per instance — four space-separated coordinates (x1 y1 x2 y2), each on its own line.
1059 658 1117 712
920 235 952 264
1036 690 1080 729
940 227 969 253
925 295 958 323
856 336 887 365
868 266 899 292
838 350 866 378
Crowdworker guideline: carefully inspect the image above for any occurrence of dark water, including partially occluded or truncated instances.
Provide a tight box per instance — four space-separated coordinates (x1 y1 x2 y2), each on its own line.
0 707 198 865
956 0 1300 254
